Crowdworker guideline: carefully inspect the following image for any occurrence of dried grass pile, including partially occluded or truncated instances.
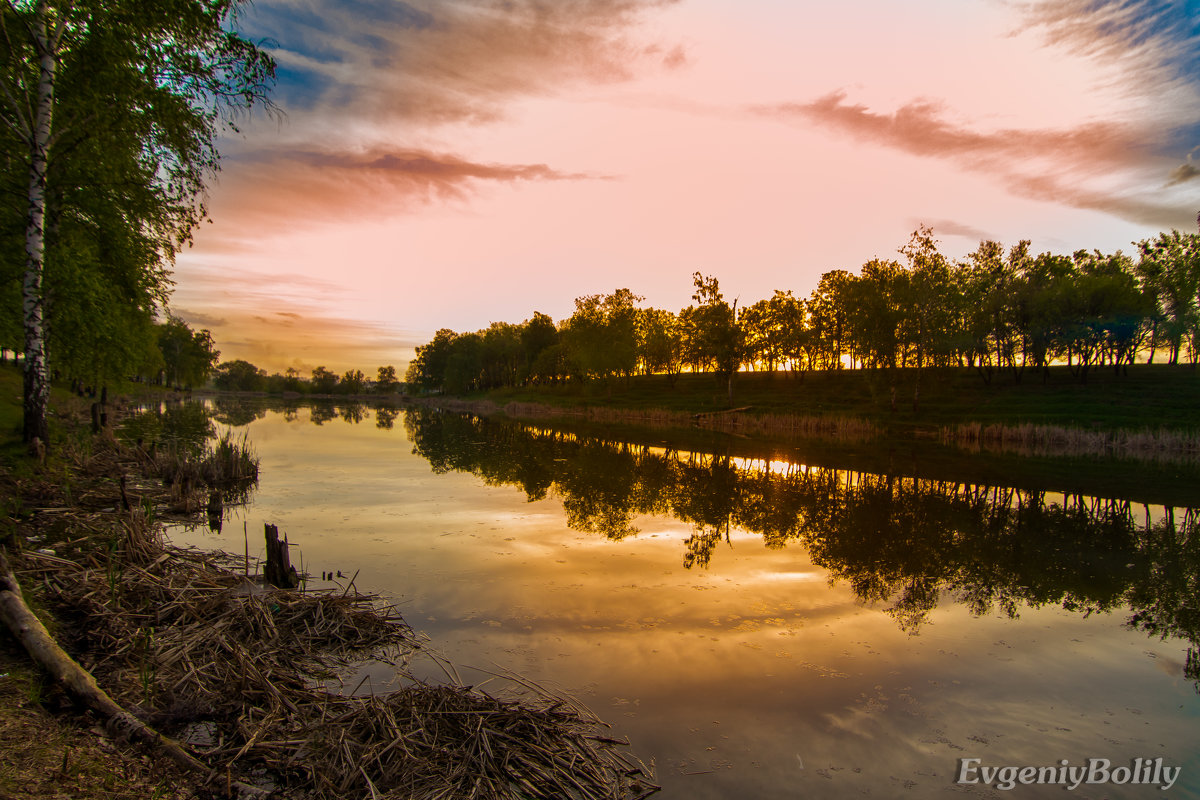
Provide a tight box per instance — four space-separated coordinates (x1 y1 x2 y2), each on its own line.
15 510 657 799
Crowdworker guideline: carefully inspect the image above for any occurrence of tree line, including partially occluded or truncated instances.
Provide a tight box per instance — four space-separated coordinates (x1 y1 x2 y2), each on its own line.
406 226 1200 403
210 362 402 396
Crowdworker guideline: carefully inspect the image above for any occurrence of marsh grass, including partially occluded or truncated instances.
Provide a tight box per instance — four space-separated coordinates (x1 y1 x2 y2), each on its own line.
433 399 881 443
154 429 258 491
944 422 1200 463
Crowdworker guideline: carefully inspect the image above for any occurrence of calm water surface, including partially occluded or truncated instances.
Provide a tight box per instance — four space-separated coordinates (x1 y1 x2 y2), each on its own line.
155 400 1200 799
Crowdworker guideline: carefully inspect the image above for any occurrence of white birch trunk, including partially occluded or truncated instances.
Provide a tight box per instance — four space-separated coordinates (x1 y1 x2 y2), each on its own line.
21 4 55 445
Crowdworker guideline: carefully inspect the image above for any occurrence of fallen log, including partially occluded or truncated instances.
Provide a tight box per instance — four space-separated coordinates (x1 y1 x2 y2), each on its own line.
0 548 265 797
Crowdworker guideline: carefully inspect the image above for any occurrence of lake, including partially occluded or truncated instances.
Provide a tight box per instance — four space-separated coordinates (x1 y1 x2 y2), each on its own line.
149 398 1200 799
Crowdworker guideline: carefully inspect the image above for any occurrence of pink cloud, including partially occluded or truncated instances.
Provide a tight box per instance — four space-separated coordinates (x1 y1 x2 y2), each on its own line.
755 90 1193 230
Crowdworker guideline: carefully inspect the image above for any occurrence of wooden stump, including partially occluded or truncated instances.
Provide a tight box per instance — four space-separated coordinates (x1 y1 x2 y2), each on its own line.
263 523 298 589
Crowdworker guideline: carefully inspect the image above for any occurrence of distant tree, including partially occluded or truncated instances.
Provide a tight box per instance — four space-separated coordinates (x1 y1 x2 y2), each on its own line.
637 307 684 385
1061 249 1150 380
213 359 266 392
959 240 1006 382
520 312 558 383
898 226 956 370
376 365 398 394
562 289 642 393
766 290 809 377
443 332 483 393
481 321 522 388
406 328 457 392
740 290 805 375
681 273 742 404
1135 230 1200 364
807 270 853 370
339 368 365 394
845 259 902 370
157 316 218 387
310 366 338 394
530 342 567 384
1024 251 1076 380
897 227 957 411
284 366 304 393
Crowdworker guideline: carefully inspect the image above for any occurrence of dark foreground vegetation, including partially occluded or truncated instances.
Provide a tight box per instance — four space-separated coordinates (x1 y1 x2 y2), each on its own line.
0 374 657 799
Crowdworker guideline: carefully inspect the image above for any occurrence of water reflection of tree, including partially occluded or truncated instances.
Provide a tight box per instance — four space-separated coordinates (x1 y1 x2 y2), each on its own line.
211 397 267 428
375 406 399 430
1125 508 1200 684
309 404 337 425
404 409 1200 685
557 441 642 539
122 400 214 456
339 402 367 424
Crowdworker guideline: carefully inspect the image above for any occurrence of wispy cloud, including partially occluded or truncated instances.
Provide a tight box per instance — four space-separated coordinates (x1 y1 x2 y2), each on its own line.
912 219 994 242
754 90 1194 230
755 90 1140 168
1165 147 1200 187
243 0 683 126
1016 0 1200 90
172 267 422 373
279 148 593 183
205 146 601 242
1015 0 1200 185
202 0 674 246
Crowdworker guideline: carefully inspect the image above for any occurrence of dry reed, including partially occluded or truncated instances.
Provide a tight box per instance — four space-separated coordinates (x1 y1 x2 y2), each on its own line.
943 422 1200 463
489 400 879 442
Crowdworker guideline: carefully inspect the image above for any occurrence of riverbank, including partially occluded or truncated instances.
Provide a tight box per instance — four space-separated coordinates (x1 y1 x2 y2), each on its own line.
454 364 1200 461
0 379 656 799
478 363 1200 429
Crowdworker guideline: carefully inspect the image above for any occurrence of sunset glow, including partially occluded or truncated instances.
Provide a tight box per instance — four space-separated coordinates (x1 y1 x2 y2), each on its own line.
170 0 1200 374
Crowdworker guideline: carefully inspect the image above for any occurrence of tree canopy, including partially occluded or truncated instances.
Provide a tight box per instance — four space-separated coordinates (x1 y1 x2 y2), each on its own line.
0 0 275 441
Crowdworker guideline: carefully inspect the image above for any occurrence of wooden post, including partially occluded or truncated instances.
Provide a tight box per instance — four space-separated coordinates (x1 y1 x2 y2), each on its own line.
263 523 298 589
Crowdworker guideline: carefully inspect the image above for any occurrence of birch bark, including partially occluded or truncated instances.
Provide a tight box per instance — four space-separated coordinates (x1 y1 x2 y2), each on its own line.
19 2 58 444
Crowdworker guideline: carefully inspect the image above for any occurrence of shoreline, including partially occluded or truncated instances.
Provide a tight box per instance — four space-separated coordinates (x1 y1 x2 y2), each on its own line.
0 401 658 799
196 360 1200 463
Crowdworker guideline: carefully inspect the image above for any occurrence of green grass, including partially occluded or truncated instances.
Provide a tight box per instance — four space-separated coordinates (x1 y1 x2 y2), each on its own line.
0 362 174 469
479 363 1200 435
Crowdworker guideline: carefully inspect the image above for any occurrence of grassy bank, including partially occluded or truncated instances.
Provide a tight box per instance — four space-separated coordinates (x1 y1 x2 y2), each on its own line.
478 363 1200 434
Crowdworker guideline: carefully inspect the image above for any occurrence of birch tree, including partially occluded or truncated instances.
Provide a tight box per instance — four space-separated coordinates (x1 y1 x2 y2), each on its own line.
0 0 274 444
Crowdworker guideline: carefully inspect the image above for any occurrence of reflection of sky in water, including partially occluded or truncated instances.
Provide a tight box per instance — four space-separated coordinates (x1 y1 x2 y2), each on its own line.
169 408 1200 799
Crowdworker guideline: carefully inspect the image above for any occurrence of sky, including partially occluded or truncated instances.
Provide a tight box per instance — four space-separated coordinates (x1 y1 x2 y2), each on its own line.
169 0 1200 375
